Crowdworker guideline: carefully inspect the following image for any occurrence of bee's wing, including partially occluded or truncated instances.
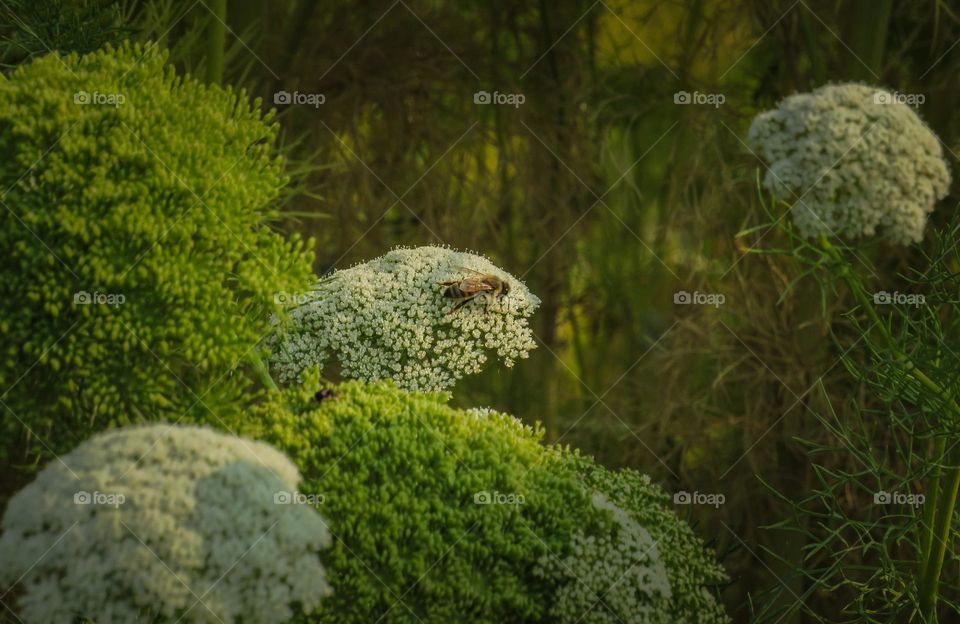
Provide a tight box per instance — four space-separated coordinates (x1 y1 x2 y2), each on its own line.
456 277 495 294
455 266 486 276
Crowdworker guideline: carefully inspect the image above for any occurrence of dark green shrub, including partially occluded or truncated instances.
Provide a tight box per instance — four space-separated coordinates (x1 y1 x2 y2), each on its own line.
0 43 313 466
241 374 729 623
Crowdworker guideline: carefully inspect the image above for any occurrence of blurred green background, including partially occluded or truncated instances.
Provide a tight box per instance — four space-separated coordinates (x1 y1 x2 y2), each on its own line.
3 0 960 620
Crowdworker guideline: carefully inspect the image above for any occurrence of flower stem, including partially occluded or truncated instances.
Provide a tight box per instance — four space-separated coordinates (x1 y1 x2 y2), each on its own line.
919 436 945 590
921 453 960 623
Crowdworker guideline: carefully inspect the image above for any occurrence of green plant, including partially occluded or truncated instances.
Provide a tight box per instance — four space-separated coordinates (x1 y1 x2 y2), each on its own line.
237 371 728 623
576 460 730 623
742 80 957 621
745 192 960 623
537 455 729 624
0 43 314 470
0 0 131 67
241 373 591 623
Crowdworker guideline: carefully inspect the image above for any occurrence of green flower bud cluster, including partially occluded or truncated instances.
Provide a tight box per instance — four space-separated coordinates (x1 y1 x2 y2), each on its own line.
0 43 315 465
236 372 728 623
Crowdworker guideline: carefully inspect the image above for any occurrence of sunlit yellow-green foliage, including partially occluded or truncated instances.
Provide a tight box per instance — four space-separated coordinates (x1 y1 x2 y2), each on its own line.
240 374 592 623
595 1 756 78
0 43 314 463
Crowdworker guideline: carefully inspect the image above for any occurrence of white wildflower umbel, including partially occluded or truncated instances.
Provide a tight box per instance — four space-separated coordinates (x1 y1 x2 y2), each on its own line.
0 425 332 624
536 493 673 624
270 246 541 391
748 83 951 245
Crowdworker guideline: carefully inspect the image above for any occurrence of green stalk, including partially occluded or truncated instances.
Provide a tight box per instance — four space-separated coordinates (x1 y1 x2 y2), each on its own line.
920 436 946 584
247 350 278 392
820 237 960 622
922 453 960 623
799 10 825 85
206 0 227 85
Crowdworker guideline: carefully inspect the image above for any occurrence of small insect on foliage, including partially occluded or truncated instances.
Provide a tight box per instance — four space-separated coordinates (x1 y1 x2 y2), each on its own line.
314 388 338 403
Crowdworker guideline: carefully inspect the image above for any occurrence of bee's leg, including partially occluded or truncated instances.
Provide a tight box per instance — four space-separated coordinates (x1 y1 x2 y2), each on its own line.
447 295 479 314
437 280 459 287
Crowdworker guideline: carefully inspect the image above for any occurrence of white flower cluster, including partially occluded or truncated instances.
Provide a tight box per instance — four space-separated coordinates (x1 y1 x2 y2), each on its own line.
270 246 540 391
584 466 730 624
748 83 951 245
0 425 331 624
536 492 673 624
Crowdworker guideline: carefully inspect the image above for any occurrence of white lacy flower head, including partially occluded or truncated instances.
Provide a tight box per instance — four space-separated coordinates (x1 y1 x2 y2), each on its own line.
536 492 673 624
0 425 331 624
270 246 541 391
747 83 951 245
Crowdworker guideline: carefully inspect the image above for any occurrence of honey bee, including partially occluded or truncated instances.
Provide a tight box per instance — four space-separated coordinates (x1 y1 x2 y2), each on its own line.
438 267 511 314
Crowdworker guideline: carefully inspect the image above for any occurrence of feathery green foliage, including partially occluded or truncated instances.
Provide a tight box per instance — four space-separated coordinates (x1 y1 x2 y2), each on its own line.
747 193 960 623
0 43 314 467
0 0 130 67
